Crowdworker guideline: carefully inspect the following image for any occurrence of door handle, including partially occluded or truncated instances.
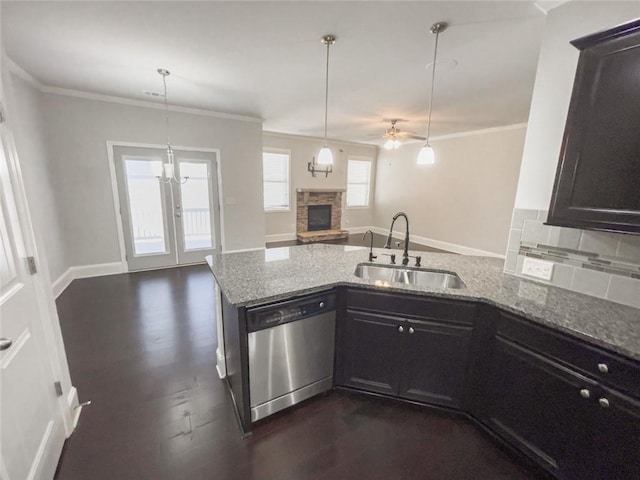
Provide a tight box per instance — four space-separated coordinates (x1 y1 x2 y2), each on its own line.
175 213 182 217
0 338 12 351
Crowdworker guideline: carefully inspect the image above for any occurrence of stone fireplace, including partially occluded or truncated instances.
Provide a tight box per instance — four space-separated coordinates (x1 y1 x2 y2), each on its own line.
296 188 349 243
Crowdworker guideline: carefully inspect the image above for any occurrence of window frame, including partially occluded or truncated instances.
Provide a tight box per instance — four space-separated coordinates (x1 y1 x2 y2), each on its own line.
346 156 373 209
262 148 291 212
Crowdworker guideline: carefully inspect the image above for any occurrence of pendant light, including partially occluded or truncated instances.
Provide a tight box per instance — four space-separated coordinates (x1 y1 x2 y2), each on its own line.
417 22 448 166
308 34 336 177
156 68 188 184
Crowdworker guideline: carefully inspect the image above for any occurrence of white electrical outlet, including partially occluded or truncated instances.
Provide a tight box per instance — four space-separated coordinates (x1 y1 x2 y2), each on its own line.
522 257 554 281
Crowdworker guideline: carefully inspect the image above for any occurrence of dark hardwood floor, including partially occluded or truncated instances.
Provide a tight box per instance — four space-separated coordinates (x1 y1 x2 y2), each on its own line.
55 265 545 480
266 232 451 253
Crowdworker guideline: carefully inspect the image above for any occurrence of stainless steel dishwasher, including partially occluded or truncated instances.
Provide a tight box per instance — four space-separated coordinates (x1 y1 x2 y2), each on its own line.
247 291 336 422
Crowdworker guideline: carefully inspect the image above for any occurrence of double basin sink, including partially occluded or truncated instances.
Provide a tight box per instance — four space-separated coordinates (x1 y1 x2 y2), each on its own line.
354 263 465 289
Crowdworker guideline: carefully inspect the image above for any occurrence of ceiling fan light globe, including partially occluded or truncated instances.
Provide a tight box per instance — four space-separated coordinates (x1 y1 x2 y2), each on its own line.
393 140 401 149
317 146 333 165
417 144 435 165
384 139 395 150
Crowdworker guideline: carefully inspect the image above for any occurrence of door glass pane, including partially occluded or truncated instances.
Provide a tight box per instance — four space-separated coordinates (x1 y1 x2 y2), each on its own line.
179 162 213 251
124 159 167 255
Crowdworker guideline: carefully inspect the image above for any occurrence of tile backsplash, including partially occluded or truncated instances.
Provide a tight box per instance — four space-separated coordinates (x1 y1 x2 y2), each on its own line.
505 209 640 309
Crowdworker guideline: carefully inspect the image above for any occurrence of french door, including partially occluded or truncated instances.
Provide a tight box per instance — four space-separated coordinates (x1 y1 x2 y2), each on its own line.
113 146 221 271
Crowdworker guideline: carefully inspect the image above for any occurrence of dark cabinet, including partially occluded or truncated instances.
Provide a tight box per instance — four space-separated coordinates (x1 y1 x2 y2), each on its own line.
338 310 403 396
398 319 472 407
335 289 474 408
484 336 596 478
548 19 640 234
591 387 640 480
483 311 640 480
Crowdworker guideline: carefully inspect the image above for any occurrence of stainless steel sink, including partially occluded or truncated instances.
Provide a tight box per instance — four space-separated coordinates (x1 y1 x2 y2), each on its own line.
354 263 465 289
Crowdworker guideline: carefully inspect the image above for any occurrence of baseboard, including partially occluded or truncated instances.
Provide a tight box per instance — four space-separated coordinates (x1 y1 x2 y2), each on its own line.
52 267 74 299
67 387 81 433
345 226 374 235
52 262 126 298
370 226 504 258
265 233 297 243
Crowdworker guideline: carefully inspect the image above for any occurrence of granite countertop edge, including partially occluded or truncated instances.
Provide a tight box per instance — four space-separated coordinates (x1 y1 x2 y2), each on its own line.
206 245 640 362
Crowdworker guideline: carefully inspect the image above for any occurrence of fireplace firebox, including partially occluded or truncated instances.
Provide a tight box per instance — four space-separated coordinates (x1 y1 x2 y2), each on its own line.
307 205 332 231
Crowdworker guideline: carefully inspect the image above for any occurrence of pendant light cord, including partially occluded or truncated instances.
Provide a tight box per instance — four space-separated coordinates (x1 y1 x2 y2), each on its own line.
426 29 440 143
324 40 330 143
162 73 172 151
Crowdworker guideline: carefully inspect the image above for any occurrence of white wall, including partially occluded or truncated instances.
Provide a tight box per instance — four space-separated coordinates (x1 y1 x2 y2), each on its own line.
4 71 69 281
514 1 640 210
374 125 526 256
39 91 264 268
263 132 378 238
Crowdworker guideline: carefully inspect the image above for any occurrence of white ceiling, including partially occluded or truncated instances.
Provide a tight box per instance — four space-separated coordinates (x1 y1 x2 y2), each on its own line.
2 1 546 145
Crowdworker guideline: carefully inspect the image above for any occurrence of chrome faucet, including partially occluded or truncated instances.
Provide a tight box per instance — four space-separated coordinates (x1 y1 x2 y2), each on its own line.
362 230 377 262
384 212 410 266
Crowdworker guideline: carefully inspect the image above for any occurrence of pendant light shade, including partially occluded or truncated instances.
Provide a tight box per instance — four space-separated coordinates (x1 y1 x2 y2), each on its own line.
416 144 435 165
156 69 188 184
317 146 333 165
417 22 448 166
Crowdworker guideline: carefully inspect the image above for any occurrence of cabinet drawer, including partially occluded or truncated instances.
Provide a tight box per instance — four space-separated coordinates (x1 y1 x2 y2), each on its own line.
496 310 640 397
345 288 476 325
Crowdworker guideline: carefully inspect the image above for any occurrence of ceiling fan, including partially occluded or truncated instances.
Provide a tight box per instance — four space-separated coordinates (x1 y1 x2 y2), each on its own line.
374 119 426 150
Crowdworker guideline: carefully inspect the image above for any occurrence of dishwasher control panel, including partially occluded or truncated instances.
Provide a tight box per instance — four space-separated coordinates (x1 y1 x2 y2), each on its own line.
247 291 336 332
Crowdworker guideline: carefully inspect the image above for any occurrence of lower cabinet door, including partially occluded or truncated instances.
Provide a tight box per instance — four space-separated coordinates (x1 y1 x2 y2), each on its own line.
336 310 403 396
485 336 596 478
398 319 473 408
590 388 640 480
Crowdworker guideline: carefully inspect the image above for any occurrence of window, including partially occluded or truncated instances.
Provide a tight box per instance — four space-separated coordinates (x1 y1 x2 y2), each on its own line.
263 150 290 211
346 159 372 207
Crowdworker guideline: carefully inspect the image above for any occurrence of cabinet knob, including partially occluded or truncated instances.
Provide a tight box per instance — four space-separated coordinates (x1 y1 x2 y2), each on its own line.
398 326 404 333
598 398 610 408
319 302 325 308
597 363 608 373
409 327 415 334
579 388 591 399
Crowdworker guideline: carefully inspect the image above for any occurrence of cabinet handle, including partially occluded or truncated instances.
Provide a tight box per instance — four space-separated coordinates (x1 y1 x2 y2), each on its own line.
597 363 609 374
398 326 404 333
409 327 415 334
579 388 591 399
598 398 610 408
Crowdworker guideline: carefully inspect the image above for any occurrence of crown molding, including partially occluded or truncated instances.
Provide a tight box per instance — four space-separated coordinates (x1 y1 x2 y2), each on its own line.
263 130 378 149
5 56 262 124
534 0 570 15
430 123 527 142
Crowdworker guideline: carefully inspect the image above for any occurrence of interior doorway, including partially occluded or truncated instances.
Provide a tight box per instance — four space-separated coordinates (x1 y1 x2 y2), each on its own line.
112 145 221 271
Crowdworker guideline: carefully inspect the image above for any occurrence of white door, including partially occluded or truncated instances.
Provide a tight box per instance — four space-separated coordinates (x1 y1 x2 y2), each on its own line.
0 122 66 478
112 146 221 271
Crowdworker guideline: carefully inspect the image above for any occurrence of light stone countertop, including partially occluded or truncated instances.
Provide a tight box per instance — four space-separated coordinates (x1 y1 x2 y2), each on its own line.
206 243 640 361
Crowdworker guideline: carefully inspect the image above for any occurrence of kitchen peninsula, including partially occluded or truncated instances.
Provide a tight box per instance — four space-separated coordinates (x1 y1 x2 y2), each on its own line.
207 243 640 480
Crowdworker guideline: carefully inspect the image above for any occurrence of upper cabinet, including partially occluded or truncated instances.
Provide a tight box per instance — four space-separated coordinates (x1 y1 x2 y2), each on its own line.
548 19 640 234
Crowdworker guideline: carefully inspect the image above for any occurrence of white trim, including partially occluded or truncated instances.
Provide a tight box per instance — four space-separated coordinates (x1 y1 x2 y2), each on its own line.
52 262 126 298
430 123 527 142
52 267 74 299
66 387 81 432
263 130 378 149
534 1 569 15
5 57 45 90
369 226 504 258
345 226 374 235
5 57 262 124
223 247 265 254
265 233 297 243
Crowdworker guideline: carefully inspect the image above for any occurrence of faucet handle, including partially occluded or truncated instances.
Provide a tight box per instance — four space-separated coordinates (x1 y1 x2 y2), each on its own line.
369 252 377 262
381 253 396 264
415 256 421 267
